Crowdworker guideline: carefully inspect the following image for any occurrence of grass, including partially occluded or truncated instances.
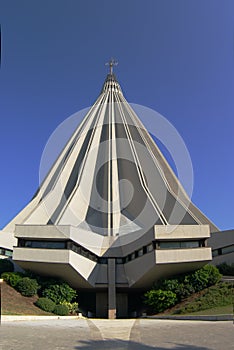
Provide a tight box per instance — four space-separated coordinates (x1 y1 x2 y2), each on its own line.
183 304 233 316
1 281 53 316
155 282 234 317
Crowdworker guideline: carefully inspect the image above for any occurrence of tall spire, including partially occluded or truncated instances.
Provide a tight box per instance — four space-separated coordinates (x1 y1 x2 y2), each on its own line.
105 58 118 75
4 67 218 235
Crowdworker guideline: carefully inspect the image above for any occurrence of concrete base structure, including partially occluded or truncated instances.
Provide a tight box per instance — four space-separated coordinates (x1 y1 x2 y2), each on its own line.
11 224 212 317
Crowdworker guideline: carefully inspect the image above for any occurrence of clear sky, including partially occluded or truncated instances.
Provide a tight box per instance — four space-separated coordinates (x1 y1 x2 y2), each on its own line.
0 0 233 231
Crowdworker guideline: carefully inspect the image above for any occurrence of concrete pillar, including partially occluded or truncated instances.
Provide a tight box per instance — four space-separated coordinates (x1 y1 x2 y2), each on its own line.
108 258 116 319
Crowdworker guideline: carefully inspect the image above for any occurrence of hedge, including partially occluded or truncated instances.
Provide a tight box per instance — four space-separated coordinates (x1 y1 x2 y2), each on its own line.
60 301 79 315
144 289 177 313
16 277 40 297
53 304 69 316
1 272 25 288
35 297 55 313
42 282 77 303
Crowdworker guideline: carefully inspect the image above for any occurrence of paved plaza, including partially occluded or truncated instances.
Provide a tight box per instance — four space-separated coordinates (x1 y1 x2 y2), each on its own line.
0 318 233 349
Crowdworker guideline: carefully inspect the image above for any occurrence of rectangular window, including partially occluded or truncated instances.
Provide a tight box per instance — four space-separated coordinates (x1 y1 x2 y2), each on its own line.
146 244 153 252
5 250 13 257
81 250 89 258
159 241 200 249
160 242 181 249
24 241 66 249
116 258 123 264
72 245 81 254
98 258 108 264
222 245 234 255
138 248 143 257
181 241 199 248
212 249 219 257
127 254 132 262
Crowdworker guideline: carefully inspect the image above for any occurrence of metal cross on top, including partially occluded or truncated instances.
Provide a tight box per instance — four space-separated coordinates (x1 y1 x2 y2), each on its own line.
105 58 118 74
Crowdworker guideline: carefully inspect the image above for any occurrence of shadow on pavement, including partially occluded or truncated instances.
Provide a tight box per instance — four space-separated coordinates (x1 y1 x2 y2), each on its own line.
74 340 212 350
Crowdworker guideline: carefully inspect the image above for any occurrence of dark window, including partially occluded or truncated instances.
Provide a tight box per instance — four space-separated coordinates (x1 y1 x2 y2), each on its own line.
71 245 81 254
116 258 123 264
126 254 132 262
98 257 108 264
159 241 200 249
147 244 153 253
138 248 143 257
180 241 199 248
88 253 97 262
212 249 218 257
5 250 13 257
222 245 234 255
81 250 89 258
24 240 66 249
0 247 13 257
160 242 181 249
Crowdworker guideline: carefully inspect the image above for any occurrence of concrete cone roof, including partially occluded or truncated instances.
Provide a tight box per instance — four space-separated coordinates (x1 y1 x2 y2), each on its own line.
3 72 218 236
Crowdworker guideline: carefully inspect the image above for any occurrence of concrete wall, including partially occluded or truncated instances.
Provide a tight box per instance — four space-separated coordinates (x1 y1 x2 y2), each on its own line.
0 230 16 250
154 225 210 239
208 230 234 265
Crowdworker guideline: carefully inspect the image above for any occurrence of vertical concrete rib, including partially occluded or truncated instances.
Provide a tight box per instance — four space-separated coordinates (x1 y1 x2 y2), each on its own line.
108 258 116 319
112 91 121 236
108 91 112 236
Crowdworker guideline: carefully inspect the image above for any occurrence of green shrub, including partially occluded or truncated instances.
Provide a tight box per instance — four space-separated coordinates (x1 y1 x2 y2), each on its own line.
176 282 195 300
0 259 14 275
16 277 40 297
42 282 77 303
35 297 55 313
144 289 177 313
154 276 194 301
204 264 222 285
1 272 25 288
53 304 69 316
217 263 234 276
35 276 61 291
144 264 222 314
154 278 180 293
174 282 233 314
187 269 208 292
189 265 221 292
60 301 79 315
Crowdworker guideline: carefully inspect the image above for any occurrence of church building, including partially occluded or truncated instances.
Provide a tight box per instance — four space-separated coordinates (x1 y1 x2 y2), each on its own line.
0 60 233 318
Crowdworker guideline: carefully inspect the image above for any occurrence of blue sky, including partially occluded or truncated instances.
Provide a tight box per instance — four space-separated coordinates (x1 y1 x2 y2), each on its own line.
0 0 233 230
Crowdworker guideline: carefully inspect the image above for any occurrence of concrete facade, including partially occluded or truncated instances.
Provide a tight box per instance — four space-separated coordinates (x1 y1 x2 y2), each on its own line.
0 68 233 317
208 230 234 265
